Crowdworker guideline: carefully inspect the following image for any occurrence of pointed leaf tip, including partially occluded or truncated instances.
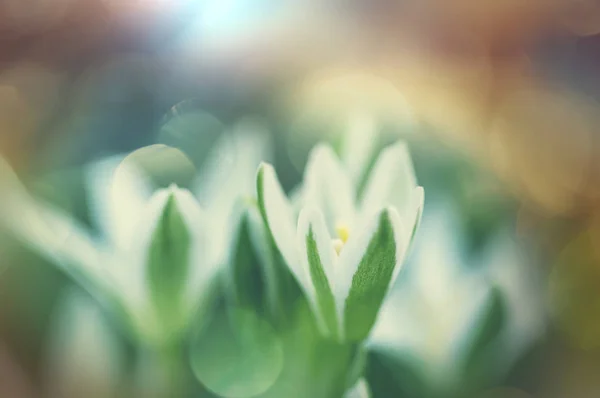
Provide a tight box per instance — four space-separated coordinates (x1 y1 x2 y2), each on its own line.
147 193 191 337
305 225 339 338
343 209 399 342
255 161 302 291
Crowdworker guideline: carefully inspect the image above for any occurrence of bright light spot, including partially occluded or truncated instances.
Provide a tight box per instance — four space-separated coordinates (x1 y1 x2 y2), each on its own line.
200 0 271 38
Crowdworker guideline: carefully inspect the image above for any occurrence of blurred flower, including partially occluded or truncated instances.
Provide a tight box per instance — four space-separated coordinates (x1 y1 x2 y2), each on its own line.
0 123 269 346
44 288 123 398
257 141 423 341
369 205 544 395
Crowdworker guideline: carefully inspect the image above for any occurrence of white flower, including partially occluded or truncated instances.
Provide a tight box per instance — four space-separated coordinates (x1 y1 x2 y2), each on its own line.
256 141 423 341
369 205 544 388
0 123 269 345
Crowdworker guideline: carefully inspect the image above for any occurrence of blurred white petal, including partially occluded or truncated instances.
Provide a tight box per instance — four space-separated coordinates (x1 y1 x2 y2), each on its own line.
369 205 536 385
110 188 171 337
44 289 123 398
0 157 108 296
257 163 303 283
360 141 419 233
173 187 221 315
244 202 280 315
303 144 356 233
340 115 379 185
193 122 270 262
485 232 545 369
195 121 270 214
86 155 154 249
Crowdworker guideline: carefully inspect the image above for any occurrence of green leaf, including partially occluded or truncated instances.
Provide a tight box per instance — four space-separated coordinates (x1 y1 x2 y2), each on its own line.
230 212 267 313
255 165 303 325
344 211 397 342
306 227 339 339
366 351 432 398
147 195 190 334
461 286 507 390
345 345 368 391
258 301 356 398
256 164 269 227
408 188 424 247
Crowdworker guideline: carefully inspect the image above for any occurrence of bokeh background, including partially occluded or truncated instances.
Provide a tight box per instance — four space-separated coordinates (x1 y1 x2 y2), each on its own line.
1 1 600 397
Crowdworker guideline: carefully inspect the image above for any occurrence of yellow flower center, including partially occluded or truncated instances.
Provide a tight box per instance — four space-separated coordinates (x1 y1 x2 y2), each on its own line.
335 224 350 244
332 223 350 255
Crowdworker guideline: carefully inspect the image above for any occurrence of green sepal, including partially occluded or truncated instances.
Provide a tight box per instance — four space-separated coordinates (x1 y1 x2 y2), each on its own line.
306 227 339 339
343 211 397 342
366 351 432 398
147 195 190 337
228 209 268 315
460 286 507 391
255 166 303 325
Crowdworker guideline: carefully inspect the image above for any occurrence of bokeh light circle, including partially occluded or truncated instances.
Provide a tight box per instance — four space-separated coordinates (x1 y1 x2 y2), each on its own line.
190 308 283 398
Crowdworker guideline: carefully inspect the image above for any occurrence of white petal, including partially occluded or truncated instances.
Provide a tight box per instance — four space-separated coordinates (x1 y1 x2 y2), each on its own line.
245 203 280 314
341 114 378 185
297 206 337 290
409 186 425 237
0 157 108 296
335 207 407 326
257 163 302 283
288 184 305 216
193 126 270 273
368 286 423 352
194 121 270 223
409 205 465 302
86 155 154 248
484 232 545 366
450 279 494 362
360 141 417 225
303 144 356 232
44 289 122 398
108 188 171 333
173 188 221 315
172 186 205 227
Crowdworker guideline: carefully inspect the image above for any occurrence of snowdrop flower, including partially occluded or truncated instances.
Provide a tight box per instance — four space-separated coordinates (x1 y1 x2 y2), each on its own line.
257 141 423 342
369 206 544 391
0 124 269 346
